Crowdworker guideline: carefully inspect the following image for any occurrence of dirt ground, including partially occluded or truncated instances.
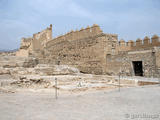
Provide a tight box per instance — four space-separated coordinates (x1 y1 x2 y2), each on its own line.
0 85 160 120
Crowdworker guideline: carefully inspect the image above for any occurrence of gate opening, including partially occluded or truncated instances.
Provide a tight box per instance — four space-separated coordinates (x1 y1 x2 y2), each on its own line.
132 61 143 76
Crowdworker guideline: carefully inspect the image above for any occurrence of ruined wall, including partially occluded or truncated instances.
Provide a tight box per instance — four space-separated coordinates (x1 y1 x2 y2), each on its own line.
106 48 160 77
44 25 118 74
16 25 52 57
112 35 160 77
16 37 32 57
16 49 29 57
46 24 102 48
16 23 160 76
118 35 160 52
155 47 160 68
0 51 16 56
32 24 52 51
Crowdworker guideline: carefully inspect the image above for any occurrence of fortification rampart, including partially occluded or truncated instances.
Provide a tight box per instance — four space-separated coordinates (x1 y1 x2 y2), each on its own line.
43 25 118 74
19 37 32 49
32 24 52 51
16 25 52 57
118 35 160 52
15 24 160 77
46 24 102 48
44 33 112 74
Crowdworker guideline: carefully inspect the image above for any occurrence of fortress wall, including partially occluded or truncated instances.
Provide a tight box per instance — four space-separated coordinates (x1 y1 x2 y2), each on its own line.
16 24 160 76
19 37 32 49
106 50 158 77
44 33 116 74
118 40 127 51
118 35 160 52
143 36 150 45
151 35 160 45
46 24 103 48
103 34 118 55
118 39 134 52
45 36 103 74
16 25 52 57
16 49 29 57
16 37 32 57
155 47 160 69
32 24 52 51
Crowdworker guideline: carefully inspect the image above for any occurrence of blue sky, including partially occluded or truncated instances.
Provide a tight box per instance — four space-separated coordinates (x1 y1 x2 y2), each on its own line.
0 0 160 50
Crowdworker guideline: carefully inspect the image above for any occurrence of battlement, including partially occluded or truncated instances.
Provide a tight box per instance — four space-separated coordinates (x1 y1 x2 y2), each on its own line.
17 25 52 57
32 24 52 51
20 37 32 49
118 35 160 51
46 24 103 48
33 24 52 41
56 24 102 41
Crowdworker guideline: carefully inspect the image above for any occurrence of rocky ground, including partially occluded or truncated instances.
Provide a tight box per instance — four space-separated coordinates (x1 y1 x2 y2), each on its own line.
0 54 160 120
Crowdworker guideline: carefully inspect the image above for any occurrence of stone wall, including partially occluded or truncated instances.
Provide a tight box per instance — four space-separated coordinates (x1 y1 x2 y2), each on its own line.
46 24 103 48
155 47 160 68
16 37 32 57
106 48 160 77
32 24 52 51
16 49 29 57
44 32 118 74
42 24 118 74
0 51 39 75
16 25 52 57
118 35 160 52
16 24 160 77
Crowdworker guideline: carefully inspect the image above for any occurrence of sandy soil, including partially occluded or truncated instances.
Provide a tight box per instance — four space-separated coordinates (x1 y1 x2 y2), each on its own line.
0 85 160 120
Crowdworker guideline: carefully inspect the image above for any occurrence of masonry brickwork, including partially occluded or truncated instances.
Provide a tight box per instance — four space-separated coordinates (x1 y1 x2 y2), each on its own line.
118 35 160 52
16 24 160 77
16 25 52 57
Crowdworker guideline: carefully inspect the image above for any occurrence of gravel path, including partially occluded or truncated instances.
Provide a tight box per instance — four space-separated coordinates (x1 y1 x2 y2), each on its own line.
0 85 160 120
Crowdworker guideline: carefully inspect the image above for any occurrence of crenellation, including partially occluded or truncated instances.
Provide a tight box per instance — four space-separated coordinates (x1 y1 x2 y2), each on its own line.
20 37 32 49
118 39 132 52
81 28 88 38
143 36 150 45
118 35 160 52
136 38 142 46
151 34 160 45
16 24 160 77
16 25 52 57
86 26 92 37
91 24 102 36
79 27 86 39
49 24 103 45
128 40 134 47
119 39 125 46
